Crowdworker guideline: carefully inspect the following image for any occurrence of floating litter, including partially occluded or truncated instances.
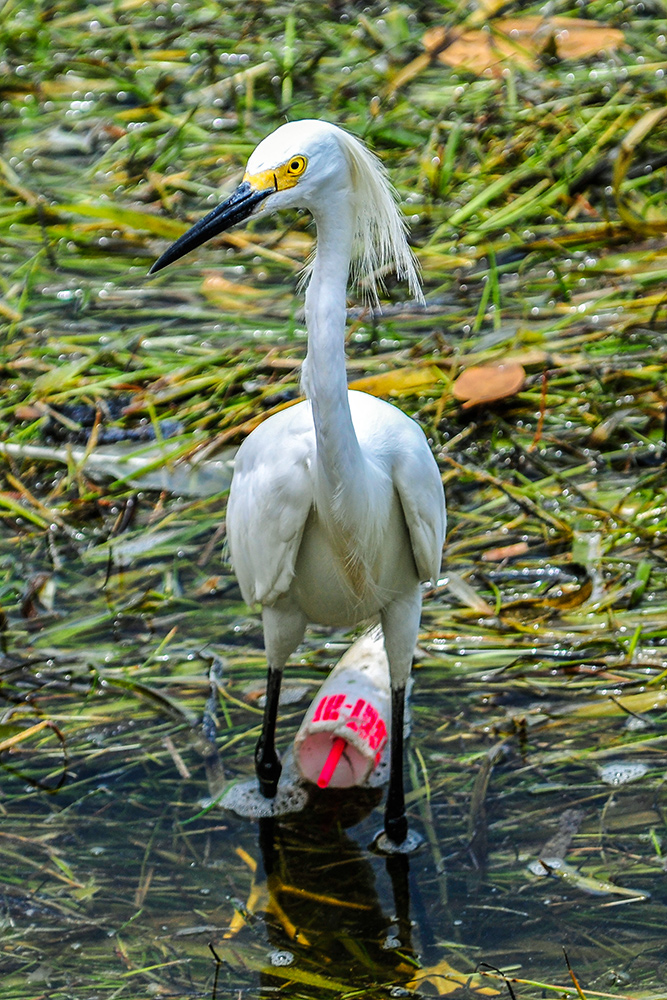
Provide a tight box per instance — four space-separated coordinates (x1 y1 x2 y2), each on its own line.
317 736 347 788
294 629 391 789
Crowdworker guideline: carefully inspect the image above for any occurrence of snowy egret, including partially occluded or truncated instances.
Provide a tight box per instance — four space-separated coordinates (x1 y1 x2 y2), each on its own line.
150 120 446 850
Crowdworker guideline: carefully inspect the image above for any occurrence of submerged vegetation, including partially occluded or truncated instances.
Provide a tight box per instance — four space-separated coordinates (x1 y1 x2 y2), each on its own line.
1 0 667 997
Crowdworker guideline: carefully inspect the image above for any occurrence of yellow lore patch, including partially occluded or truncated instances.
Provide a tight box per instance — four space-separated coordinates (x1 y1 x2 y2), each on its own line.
244 154 308 193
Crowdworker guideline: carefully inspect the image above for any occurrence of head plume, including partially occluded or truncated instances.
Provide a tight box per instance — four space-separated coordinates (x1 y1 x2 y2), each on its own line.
292 123 423 306
342 129 423 305
334 127 423 306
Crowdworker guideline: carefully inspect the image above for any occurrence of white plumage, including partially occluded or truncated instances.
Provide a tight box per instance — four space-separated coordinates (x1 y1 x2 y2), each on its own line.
228 391 442 613
151 120 446 850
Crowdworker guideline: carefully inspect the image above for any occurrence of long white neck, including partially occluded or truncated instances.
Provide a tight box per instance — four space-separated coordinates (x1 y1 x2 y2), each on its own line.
303 197 367 528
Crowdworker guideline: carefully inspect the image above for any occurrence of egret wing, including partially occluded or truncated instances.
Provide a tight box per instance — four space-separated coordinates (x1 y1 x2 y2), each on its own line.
393 438 446 585
348 390 446 585
226 408 314 607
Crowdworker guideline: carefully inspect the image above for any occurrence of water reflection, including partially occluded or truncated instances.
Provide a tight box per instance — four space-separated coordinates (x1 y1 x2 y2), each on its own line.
232 791 417 991
214 787 500 997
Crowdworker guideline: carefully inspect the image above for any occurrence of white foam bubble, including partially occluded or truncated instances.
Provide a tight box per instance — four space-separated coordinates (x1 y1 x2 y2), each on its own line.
268 950 294 967
221 779 308 818
220 751 309 819
373 828 423 855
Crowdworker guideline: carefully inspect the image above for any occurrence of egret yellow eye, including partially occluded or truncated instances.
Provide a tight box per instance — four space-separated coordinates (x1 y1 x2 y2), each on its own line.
286 155 307 176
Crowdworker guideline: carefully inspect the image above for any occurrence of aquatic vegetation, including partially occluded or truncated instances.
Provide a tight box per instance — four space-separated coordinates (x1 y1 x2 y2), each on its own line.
1 0 666 997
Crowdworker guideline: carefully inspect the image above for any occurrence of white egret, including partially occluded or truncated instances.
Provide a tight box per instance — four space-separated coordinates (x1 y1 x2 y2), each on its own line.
150 120 446 850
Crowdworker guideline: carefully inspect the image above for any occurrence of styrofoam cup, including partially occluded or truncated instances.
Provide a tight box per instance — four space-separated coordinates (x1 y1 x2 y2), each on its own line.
294 629 391 788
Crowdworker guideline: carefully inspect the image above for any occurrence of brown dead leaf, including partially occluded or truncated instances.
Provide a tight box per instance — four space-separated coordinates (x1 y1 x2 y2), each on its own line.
14 404 43 421
452 362 525 409
546 17 626 60
423 24 537 73
193 576 225 597
423 17 625 77
481 541 529 562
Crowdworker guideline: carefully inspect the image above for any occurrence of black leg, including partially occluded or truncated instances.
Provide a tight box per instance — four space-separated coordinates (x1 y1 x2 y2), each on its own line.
258 816 276 875
384 685 408 846
385 853 413 953
255 667 283 798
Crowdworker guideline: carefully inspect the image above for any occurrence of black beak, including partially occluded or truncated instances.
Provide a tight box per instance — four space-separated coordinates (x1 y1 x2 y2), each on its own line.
149 180 273 274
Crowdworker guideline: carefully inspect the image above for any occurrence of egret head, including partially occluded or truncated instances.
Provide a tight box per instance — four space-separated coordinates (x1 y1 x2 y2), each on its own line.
150 119 421 303
240 120 351 213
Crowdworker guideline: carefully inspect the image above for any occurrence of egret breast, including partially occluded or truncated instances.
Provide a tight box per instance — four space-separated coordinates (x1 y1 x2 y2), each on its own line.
290 491 419 626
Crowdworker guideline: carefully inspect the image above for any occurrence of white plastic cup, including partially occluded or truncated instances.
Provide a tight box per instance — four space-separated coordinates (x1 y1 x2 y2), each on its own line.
294 630 391 788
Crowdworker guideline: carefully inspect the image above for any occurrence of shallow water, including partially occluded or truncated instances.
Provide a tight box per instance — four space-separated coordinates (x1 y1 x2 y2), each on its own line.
2 541 666 999
1 302 666 995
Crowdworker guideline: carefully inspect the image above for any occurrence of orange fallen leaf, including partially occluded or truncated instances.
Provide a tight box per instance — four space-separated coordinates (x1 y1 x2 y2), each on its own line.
424 24 537 73
452 362 525 408
193 575 225 596
544 17 626 60
423 17 625 77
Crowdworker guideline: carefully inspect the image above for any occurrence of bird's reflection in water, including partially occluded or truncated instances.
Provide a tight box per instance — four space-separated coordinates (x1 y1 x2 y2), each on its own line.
250 789 417 989
219 793 498 997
